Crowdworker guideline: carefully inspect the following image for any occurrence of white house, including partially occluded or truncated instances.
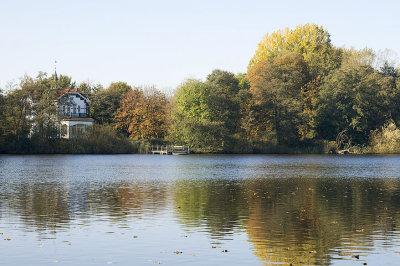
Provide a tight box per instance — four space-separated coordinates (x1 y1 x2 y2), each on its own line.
58 90 94 138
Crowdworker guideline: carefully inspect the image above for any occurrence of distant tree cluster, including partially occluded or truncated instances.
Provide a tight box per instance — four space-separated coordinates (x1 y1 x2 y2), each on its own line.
1 23 400 153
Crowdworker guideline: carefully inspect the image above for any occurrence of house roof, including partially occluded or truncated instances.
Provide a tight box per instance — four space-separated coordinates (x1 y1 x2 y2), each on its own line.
58 89 90 102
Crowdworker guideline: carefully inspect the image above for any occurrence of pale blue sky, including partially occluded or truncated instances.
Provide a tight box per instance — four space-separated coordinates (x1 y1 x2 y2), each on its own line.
0 0 399 91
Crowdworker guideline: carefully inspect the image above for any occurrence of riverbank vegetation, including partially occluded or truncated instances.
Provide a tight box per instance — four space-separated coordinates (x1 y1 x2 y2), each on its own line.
1 23 399 154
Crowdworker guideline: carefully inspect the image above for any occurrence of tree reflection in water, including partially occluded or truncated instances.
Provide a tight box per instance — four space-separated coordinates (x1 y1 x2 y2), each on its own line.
173 177 400 265
1 181 169 231
2 156 400 265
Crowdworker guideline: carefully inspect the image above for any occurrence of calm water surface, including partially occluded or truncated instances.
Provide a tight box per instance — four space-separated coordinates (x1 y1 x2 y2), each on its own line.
1 154 400 265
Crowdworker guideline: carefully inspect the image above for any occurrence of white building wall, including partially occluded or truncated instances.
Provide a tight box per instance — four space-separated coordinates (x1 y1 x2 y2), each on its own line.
61 120 93 139
59 92 90 118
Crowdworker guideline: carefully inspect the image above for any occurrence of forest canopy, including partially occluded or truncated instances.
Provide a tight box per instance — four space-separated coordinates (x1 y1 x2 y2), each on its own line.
1 23 399 154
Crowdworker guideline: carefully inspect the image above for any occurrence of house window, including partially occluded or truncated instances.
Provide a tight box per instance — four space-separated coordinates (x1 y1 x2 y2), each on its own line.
78 106 81 113
71 125 77 137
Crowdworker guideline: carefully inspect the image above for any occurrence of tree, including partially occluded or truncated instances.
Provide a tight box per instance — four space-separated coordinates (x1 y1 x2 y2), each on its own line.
1 73 64 153
169 79 220 152
91 82 131 125
1 85 32 152
236 73 251 91
170 70 245 153
247 52 310 146
380 61 398 78
206 70 241 151
77 81 103 96
340 47 376 69
115 87 168 140
27 73 61 140
4 82 33 141
314 65 393 144
248 24 341 79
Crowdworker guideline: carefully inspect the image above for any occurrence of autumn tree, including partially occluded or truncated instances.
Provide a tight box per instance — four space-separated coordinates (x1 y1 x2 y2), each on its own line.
248 24 341 79
247 52 310 146
340 47 376 69
115 87 168 140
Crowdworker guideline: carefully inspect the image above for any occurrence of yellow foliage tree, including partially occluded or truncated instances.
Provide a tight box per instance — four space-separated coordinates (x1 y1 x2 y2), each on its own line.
248 23 341 79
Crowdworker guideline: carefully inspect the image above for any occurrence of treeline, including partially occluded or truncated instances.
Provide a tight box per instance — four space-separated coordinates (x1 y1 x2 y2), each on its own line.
1 23 400 154
0 75 138 153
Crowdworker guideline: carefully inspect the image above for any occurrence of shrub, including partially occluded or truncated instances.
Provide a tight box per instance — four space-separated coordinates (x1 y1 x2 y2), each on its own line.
368 121 400 154
61 124 138 154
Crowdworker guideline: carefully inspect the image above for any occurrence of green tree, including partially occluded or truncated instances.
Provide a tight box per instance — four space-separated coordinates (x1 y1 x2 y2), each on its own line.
3 85 32 141
170 70 245 153
91 82 131 125
314 65 393 144
169 79 220 152
77 82 103 96
236 73 251 91
205 70 241 151
380 62 398 78
0 73 58 152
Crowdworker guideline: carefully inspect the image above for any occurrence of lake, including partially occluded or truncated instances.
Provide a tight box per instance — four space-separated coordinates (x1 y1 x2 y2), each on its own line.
1 154 400 265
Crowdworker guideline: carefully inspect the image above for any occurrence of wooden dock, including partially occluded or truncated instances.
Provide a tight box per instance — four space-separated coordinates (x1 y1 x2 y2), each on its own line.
151 145 190 155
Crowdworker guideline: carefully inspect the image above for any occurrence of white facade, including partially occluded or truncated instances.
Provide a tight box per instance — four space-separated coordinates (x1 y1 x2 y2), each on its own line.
59 91 94 138
59 91 90 118
60 119 94 139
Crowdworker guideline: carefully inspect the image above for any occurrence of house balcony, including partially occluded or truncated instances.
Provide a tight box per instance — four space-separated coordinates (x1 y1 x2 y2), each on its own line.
62 112 89 118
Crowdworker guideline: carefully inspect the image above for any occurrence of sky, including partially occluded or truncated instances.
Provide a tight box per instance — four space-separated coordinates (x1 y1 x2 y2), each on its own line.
0 0 399 92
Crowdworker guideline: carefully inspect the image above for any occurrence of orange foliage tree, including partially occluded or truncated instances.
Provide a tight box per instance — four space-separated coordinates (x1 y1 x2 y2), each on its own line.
114 87 168 140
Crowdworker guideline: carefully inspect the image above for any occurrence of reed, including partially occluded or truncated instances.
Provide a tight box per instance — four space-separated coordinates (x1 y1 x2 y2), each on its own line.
368 121 400 154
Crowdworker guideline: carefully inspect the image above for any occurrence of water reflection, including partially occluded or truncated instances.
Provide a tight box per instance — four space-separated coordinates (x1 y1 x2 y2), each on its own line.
173 179 246 238
1 180 169 231
171 176 400 264
1 155 400 265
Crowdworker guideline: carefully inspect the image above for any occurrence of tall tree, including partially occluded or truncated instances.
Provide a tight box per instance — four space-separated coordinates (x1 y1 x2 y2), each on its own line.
1 72 65 152
169 79 221 152
247 52 310 145
26 73 61 140
206 70 241 151
248 24 341 79
314 65 393 144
